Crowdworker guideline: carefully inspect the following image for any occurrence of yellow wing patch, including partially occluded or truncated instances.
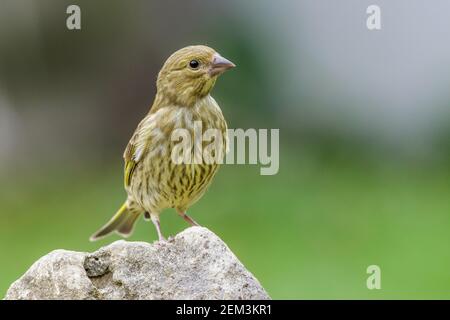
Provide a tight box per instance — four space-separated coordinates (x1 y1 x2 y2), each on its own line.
124 144 137 187
124 159 137 187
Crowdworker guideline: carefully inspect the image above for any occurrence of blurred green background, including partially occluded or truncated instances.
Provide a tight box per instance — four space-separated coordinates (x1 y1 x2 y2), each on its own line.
1 0 450 299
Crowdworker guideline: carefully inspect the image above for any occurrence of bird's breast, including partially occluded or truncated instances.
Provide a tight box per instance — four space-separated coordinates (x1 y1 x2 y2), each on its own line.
167 96 228 207
129 95 228 212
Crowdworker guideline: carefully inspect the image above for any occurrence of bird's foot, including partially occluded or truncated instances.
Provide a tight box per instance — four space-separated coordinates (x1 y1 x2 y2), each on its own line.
178 211 200 226
150 214 166 242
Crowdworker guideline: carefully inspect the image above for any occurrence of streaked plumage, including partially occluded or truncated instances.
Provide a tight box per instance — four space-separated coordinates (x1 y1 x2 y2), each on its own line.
90 45 235 241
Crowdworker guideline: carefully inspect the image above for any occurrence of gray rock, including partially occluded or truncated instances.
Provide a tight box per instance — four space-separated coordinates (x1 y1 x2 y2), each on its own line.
4 227 270 300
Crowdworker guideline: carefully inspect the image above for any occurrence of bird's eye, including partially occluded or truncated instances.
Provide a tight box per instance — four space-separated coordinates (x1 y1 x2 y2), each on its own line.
189 60 200 69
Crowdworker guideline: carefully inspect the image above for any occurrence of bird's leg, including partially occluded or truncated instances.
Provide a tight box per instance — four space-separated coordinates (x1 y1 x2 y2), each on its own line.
177 210 200 226
150 214 165 241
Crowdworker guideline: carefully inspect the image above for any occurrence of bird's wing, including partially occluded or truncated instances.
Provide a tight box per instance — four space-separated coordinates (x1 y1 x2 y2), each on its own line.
123 107 171 187
123 117 152 188
123 142 138 187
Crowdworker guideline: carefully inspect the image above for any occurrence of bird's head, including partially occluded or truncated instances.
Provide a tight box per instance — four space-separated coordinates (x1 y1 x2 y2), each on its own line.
156 45 235 107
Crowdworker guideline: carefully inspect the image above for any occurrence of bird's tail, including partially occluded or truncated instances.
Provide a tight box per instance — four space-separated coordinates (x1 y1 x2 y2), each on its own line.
90 202 141 241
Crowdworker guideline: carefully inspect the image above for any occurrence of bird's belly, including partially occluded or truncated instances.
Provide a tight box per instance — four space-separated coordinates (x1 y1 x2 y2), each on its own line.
169 162 220 210
128 151 220 213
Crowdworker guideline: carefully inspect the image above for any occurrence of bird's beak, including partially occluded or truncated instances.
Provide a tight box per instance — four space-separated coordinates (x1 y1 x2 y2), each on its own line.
209 53 236 77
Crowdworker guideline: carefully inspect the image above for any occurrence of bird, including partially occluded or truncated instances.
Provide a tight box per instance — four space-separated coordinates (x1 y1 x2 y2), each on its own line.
90 45 235 242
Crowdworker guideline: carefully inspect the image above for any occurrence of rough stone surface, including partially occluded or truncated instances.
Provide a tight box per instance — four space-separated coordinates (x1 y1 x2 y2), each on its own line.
4 227 270 300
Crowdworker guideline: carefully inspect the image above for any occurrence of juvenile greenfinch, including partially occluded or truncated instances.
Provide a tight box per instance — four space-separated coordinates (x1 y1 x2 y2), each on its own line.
90 45 235 241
